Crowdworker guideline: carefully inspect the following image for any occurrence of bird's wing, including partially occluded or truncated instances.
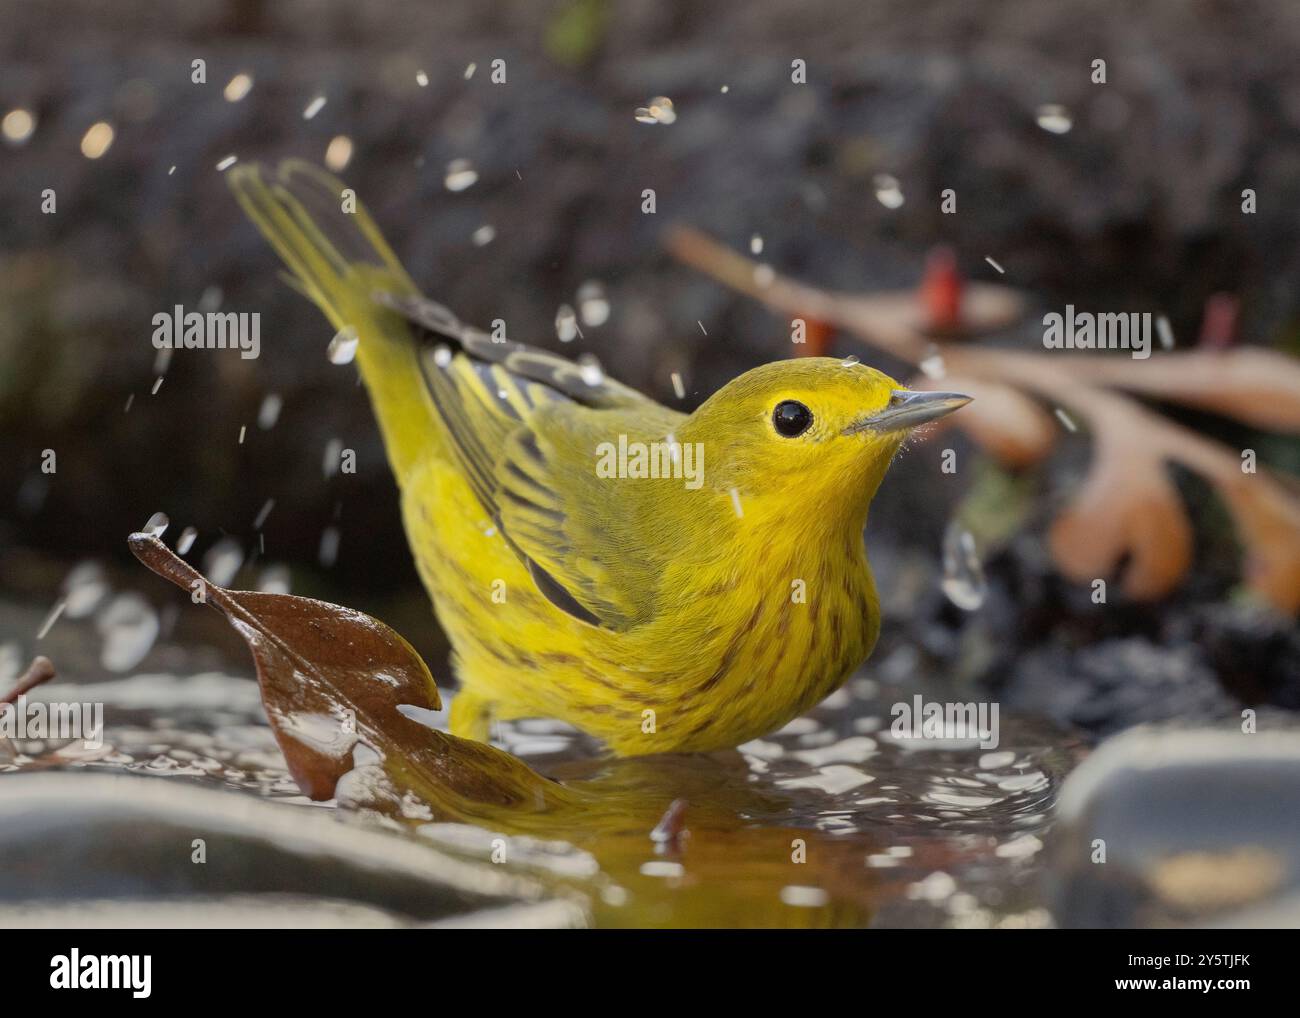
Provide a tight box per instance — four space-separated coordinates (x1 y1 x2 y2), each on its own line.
380 292 681 631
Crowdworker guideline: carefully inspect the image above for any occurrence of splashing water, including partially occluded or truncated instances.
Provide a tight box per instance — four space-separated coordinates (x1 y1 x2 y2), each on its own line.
61 562 110 620
555 304 579 342
940 523 988 611
873 174 905 209
576 281 610 327
257 393 283 430
444 159 479 192
175 527 198 556
202 538 245 588
577 355 604 387
1035 104 1073 134
634 96 676 124
327 326 359 364
96 593 160 672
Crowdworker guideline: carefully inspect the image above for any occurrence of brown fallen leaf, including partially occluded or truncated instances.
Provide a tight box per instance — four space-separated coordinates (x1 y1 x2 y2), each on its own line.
128 532 575 816
1049 434 1194 600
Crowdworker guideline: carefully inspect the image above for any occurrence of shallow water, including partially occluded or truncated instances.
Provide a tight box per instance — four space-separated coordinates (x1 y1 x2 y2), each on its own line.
2 664 1079 928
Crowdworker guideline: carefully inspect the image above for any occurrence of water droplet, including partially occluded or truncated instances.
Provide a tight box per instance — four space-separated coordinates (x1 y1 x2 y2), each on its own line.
324 134 353 172
302 95 327 120
1035 103 1072 134
576 280 610 327
873 174 905 209
152 344 174 376
2 108 36 146
1156 314 1175 350
322 437 343 478
215 154 238 172
327 326 359 364
984 255 1005 275
995 834 1043 859
198 285 223 312
1054 407 1078 432
555 304 579 342
750 234 764 255
257 564 292 595
840 355 860 367
61 562 109 619
648 96 676 123
80 121 114 159
176 527 198 556
96 593 160 672
257 393 283 430
753 264 776 287
940 523 987 611
203 538 244 587
143 512 169 538
906 871 957 903
464 63 477 79
577 354 604 387
252 498 275 530
319 526 341 567
640 860 685 878
671 372 686 399
919 352 947 379
780 885 830 908
729 488 744 518
415 70 429 87
444 158 478 192
471 224 496 246
36 599 67 639
223 73 254 103
433 344 453 368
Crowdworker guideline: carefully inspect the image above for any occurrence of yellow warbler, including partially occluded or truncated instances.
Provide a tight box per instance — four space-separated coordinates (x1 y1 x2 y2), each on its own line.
230 161 970 755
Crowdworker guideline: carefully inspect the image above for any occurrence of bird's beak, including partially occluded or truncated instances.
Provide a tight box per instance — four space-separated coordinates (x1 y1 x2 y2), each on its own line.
844 389 973 434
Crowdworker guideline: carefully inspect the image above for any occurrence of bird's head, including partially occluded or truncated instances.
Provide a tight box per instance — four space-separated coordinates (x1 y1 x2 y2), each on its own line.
683 357 971 523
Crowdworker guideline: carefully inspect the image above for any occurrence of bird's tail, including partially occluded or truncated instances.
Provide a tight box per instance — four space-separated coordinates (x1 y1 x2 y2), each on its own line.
228 160 443 484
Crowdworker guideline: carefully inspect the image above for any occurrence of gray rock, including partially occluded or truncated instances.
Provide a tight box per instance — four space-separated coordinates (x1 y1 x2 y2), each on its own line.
0 771 587 927
1049 726 1300 928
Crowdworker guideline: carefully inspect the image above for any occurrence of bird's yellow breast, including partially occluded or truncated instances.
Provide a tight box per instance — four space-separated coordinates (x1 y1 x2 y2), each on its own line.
404 459 879 754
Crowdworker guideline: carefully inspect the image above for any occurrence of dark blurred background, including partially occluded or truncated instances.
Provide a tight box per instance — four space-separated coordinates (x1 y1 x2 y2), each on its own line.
3 0 1299 710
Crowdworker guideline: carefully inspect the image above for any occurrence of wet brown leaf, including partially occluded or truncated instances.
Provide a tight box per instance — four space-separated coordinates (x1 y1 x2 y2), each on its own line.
128 532 572 815
1049 443 1194 600
1058 349 1300 432
1211 473 1300 614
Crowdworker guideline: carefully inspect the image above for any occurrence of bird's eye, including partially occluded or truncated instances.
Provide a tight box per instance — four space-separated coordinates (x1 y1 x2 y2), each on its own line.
772 400 813 437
